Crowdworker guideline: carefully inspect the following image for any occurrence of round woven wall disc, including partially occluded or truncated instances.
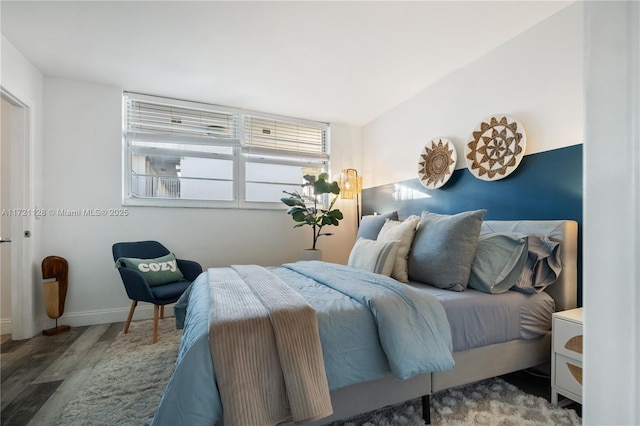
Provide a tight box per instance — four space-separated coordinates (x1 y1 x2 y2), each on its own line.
465 114 526 181
418 138 457 189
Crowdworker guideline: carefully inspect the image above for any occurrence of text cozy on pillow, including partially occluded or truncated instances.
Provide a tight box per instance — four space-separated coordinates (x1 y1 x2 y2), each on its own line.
116 253 184 286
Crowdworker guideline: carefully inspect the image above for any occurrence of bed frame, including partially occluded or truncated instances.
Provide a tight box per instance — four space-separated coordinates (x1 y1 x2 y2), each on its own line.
308 220 578 425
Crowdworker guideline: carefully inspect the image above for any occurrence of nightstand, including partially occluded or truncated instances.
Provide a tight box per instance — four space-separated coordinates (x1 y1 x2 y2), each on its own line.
551 307 583 405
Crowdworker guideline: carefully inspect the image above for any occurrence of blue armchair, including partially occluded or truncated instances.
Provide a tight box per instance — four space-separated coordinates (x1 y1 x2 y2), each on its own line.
112 240 202 343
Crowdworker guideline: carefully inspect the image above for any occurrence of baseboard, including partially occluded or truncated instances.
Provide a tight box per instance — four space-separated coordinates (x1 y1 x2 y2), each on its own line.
1 318 11 335
37 303 176 331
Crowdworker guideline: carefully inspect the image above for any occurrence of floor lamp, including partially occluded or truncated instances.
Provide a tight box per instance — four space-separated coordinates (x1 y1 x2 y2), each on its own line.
339 168 362 227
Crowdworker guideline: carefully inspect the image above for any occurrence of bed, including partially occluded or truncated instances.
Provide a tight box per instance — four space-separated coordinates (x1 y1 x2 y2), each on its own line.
151 217 578 426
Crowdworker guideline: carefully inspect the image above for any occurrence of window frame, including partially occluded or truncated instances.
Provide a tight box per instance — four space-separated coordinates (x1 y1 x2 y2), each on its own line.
122 92 330 209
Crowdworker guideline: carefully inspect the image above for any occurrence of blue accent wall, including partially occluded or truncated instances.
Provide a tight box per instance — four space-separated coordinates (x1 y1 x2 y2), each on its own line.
362 144 583 304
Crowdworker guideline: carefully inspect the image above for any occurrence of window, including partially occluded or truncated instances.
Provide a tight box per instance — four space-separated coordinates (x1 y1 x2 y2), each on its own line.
123 92 329 208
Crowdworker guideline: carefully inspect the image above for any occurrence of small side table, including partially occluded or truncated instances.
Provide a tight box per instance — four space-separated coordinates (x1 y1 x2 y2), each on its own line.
551 307 583 405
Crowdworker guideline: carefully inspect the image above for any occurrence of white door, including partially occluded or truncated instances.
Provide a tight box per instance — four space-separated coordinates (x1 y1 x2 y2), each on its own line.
1 96 13 336
1 90 33 340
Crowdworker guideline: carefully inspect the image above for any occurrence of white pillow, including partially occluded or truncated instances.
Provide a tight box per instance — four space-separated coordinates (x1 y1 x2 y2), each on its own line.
347 238 400 276
377 215 420 282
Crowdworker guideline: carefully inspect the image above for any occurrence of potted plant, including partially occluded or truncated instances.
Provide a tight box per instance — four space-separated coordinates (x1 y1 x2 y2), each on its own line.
281 173 343 259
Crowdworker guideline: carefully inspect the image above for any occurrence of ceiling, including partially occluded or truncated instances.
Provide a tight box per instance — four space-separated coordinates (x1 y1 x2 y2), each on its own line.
1 1 572 126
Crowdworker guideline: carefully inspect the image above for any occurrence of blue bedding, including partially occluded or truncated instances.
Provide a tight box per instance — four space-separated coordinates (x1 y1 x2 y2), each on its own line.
151 261 453 426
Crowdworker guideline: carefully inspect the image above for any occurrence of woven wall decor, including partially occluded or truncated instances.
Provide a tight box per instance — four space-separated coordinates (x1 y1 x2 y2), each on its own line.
418 138 457 189
465 115 526 181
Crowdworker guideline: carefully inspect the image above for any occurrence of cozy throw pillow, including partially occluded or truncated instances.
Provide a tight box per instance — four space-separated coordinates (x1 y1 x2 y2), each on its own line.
116 253 184 286
348 238 400 276
468 233 528 294
408 209 486 291
356 211 399 240
511 234 562 293
376 215 420 282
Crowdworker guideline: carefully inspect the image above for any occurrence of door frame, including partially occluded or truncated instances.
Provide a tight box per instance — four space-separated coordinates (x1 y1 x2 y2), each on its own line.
1 88 35 340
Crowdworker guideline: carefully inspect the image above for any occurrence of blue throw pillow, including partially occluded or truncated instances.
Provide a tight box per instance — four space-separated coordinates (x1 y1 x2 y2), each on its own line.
356 211 399 240
408 209 486 291
116 253 184 286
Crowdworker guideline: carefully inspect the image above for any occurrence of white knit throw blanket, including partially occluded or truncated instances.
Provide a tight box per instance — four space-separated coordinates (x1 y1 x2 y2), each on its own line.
208 265 333 426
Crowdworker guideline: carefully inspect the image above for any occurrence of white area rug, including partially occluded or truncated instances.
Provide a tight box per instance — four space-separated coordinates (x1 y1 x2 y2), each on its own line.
59 319 581 425
336 378 582 425
58 319 181 426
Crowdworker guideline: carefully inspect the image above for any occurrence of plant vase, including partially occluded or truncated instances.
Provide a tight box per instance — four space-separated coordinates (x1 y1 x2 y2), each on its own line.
300 249 323 261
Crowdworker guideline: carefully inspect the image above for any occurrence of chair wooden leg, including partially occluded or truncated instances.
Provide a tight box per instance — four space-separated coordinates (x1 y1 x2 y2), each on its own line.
124 301 137 334
160 305 165 320
153 304 160 344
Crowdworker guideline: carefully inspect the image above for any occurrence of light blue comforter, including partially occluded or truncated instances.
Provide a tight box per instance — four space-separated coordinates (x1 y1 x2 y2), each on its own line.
152 261 453 426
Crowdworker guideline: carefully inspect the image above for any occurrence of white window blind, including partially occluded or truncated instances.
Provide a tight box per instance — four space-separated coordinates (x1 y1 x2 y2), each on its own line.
123 92 330 208
244 116 327 155
125 95 238 143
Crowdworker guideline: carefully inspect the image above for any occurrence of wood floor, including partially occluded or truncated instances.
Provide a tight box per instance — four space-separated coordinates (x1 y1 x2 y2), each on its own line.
1 323 582 426
1 323 124 426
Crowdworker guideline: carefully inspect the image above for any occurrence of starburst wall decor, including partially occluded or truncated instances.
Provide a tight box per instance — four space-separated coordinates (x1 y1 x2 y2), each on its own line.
418 138 457 189
465 115 526 181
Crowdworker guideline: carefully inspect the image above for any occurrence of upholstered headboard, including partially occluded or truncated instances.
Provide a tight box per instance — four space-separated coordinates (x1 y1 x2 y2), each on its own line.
481 220 578 312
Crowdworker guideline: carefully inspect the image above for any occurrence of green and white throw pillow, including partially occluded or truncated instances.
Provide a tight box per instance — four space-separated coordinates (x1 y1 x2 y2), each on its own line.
116 253 184 286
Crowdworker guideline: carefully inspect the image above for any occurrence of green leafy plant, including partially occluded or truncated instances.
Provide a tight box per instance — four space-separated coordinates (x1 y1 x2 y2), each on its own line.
281 173 344 250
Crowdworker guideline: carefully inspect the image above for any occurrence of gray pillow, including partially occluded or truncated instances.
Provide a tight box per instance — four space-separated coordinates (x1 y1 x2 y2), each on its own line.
408 209 486 291
468 233 528 294
356 211 398 240
511 234 562 293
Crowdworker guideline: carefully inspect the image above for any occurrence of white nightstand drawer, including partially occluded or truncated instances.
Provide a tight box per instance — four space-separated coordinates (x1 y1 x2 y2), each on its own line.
553 317 583 361
554 353 583 399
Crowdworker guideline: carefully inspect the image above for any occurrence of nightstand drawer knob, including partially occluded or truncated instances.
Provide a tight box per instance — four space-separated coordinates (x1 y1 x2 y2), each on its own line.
564 335 583 354
567 362 583 385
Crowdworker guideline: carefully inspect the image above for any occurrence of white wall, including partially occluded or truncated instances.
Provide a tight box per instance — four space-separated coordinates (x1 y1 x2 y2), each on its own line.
1 35 44 339
361 3 583 188
583 2 640 424
40 77 360 327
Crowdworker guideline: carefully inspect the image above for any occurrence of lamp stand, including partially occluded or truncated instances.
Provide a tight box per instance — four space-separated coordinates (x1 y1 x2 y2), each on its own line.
356 192 360 228
339 168 362 229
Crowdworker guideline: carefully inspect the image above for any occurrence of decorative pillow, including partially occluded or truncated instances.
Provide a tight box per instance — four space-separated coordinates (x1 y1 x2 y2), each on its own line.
116 253 184 286
376 215 420 282
511 234 562 293
408 209 487 291
347 238 400 276
356 211 399 240
468 233 528 294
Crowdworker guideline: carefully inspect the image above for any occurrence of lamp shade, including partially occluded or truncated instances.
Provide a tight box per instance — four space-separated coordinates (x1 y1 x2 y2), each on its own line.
340 169 362 200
